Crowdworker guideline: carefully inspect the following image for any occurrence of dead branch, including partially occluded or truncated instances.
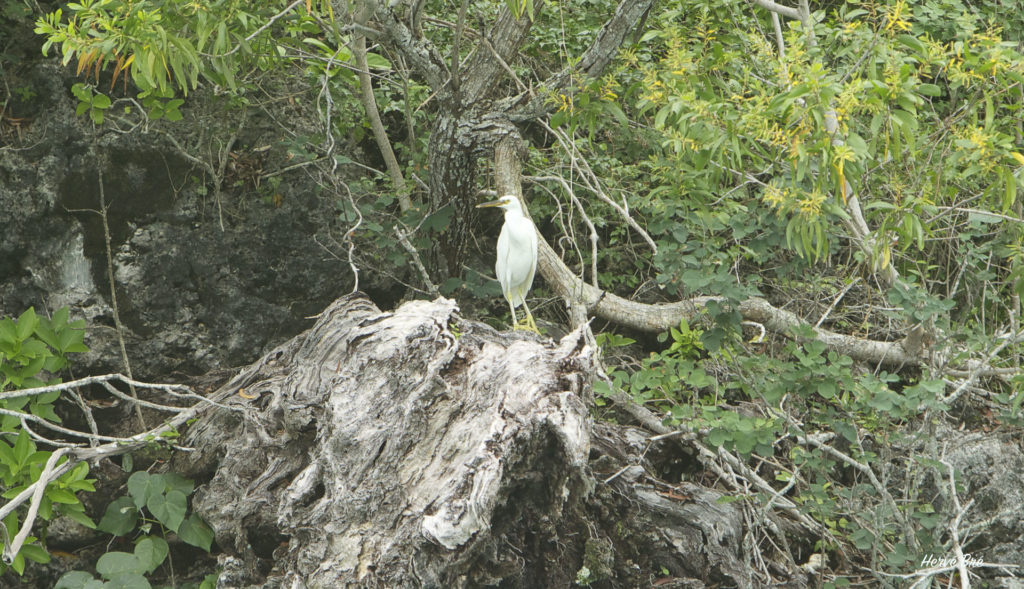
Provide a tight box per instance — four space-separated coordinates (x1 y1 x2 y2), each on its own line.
0 374 237 539
339 2 413 212
540 121 658 255
2 448 68 565
395 224 440 297
97 168 146 430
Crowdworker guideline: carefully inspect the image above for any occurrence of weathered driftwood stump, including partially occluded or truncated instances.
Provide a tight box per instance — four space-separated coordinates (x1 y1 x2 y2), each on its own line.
175 295 772 588
176 295 591 587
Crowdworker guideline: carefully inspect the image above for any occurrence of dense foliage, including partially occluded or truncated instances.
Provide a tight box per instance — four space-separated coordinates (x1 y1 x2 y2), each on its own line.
14 0 1024 585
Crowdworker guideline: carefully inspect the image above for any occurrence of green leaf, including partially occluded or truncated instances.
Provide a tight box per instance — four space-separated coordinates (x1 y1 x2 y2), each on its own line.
846 132 868 159
66 460 91 481
104 574 151 589
71 83 90 102
15 308 39 341
148 489 186 532
896 34 925 54
1004 167 1018 212
127 472 164 512
11 550 25 574
13 431 33 468
96 551 145 578
31 401 62 423
0 441 15 471
819 381 835 399
56 323 86 353
46 487 79 504
162 473 194 497
98 496 139 536
20 542 50 564
55 570 98 589
91 93 111 109
890 109 917 132
302 37 333 53
0 317 18 345
34 321 58 350
134 536 169 573
363 52 392 70
4 510 20 539
178 513 214 551
51 307 69 330
21 338 50 358
36 390 60 404
62 505 98 529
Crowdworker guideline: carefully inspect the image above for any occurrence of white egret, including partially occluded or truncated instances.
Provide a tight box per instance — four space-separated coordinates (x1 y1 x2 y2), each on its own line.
476 195 539 333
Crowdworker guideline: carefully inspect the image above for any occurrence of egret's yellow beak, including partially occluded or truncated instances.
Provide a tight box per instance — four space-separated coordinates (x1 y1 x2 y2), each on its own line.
476 199 504 209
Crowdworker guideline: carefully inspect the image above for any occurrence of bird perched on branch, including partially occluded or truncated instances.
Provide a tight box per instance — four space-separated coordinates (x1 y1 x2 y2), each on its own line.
476 195 539 333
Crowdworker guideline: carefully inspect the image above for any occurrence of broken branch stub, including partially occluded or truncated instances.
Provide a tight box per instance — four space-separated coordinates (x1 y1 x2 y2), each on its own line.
177 295 594 587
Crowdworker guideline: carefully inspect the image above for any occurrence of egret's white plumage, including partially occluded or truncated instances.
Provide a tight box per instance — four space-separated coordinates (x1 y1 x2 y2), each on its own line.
477 195 539 332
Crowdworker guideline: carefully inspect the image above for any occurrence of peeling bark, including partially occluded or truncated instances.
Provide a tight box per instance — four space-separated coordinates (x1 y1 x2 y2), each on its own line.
174 296 784 587
178 296 593 586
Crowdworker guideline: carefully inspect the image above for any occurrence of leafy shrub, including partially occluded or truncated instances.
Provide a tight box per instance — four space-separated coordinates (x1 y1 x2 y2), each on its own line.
56 471 215 589
0 307 94 576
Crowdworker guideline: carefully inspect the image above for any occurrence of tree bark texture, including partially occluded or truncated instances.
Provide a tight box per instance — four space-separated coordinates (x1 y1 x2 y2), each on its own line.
174 295 781 588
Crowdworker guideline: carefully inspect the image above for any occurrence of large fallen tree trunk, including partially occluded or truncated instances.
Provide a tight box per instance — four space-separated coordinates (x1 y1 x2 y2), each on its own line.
172 295 795 587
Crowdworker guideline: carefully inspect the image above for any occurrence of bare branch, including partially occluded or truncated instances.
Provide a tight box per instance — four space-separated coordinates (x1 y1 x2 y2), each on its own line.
941 450 973 589
748 0 801 20
218 0 305 58
541 121 658 255
492 135 934 369
97 169 146 430
0 373 238 535
525 175 599 288
2 449 68 565
789 414 915 551
460 0 540 103
394 224 440 297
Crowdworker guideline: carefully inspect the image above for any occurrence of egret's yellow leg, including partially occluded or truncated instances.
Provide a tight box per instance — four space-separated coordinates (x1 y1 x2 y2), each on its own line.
507 299 520 330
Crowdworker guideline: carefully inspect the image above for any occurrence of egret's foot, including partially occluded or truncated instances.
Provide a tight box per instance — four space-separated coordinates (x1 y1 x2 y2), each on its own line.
513 314 540 334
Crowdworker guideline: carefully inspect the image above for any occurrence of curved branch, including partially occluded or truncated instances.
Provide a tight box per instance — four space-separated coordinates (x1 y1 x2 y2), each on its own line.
493 136 922 369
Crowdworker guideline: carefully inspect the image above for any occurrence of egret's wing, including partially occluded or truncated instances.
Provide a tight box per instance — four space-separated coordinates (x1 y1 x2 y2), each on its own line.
496 223 513 299
524 219 537 295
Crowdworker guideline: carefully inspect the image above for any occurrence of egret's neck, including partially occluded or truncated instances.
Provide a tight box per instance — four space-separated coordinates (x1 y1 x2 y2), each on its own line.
504 204 525 220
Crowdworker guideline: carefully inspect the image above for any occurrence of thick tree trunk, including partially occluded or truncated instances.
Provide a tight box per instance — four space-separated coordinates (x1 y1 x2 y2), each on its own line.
173 295 791 587
426 110 478 276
